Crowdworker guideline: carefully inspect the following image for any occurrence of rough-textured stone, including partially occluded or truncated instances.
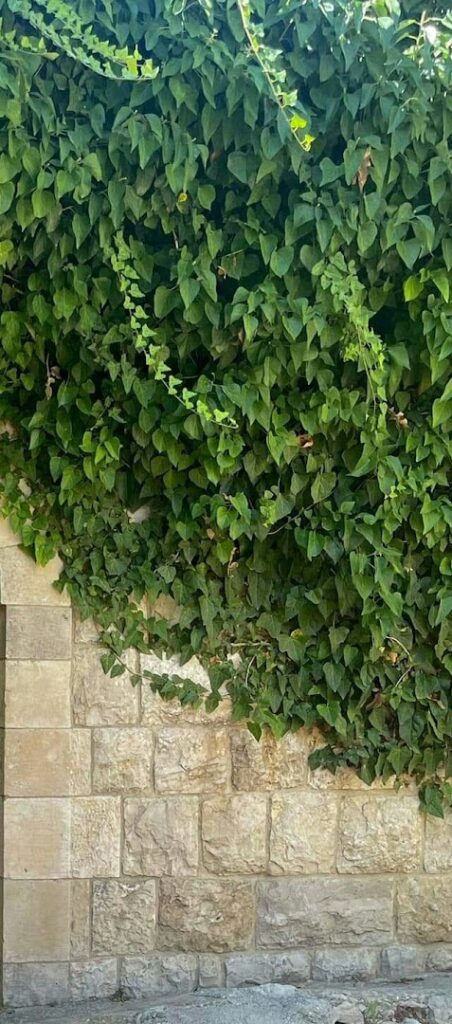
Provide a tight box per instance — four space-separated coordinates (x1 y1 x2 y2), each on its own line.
312 949 379 981
155 727 230 794
92 879 156 954
256 877 394 949
141 653 231 725
225 952 310 988
70 959 118 1001
123 797 199 876
198 956 224 988
0 546 69 605
4 798 70 878
381 945 419 980
73 612 100 643
4 729 71 796
270 791 337 874
231 728 308 791
72 643 138 725
93 728 152 793
337 795 422 873
4 660 71 728
202 793 267 873
71 880 91 958
397 878 452 943
3 879 70 962
423 945 452 972
159 879 254 952
121 955 197 999
71 797 121 878
2 964 70 1008
71 729 92 795
424 809 452 871
4 606 72 660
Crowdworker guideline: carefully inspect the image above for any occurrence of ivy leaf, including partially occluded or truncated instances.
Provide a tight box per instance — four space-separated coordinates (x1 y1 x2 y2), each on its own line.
311 472 337 503
396 239 422 269
270 246 294 277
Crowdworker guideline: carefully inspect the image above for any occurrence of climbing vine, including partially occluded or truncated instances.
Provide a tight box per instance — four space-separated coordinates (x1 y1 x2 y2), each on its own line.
0 0 451 814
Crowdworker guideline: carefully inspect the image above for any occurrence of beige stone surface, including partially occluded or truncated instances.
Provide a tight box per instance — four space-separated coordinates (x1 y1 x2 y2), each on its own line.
72 643 139 725
73 612 100 643
70 959 118 1000
4 660 71 728
337 795 422 873
159 879 254 952
231 728 308 791
141 652 231 725
93 728 152 794
121 954 197 999
397 878 452 943
225 952 310 987
3 879 70 962
123 797 199 876
202 793 267 873
0 546 69 605
425 809 452 871
92 879 157 954
0 515 20 547
4 729 71 796
256 877 394 948
4 798 70 878
71 797 121 878
4 605 72 660
3 964 70 1008
71 880 91 958
154 726 230 795
270 791 337 874
71 729 92 795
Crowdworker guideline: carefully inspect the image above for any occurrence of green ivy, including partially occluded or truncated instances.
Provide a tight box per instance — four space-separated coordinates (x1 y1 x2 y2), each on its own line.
0 0 451 815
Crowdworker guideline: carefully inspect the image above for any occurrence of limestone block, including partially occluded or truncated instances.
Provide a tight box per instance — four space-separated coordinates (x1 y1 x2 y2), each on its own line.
256 878 394 949
2 964 70 1008
270 791 337 874
70 959 118 1001
202 793 267 873
123 797 199 876
4 729 71 796
141 652 231 725
71 880 91 958
337 795 422 873
424 809 452 871
381 945 419 980
422 945 452 972
120 955 198 999
71 729 92 795
397 878 452 942
159 879 254 952
4 660 71 728
231 728 308 791
0 515 20 547
3 879 70 962
312 949 379 981
198 956 224 988
0 546 69 605
92 879 157 955
154 726 230 795
72 643 139 725
71 797 121 878
93 728 152 794
225 952 310 988
4 606 72 660
4 798 70 878
73 612 100 643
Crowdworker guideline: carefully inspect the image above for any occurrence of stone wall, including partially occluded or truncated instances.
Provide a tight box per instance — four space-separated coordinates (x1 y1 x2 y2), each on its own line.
1 522 452 1008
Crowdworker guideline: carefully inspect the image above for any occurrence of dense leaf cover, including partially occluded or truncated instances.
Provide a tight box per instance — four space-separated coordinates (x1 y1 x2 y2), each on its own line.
0 0 451 812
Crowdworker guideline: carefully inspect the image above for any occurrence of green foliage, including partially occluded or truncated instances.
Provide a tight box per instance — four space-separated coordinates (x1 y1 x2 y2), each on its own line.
0 0 451 815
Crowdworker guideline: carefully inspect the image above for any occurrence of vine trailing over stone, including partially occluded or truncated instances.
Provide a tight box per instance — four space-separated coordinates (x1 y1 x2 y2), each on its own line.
0 0 451 814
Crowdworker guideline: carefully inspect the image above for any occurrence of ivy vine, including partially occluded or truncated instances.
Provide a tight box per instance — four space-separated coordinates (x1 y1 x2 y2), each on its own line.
0 0 451 814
